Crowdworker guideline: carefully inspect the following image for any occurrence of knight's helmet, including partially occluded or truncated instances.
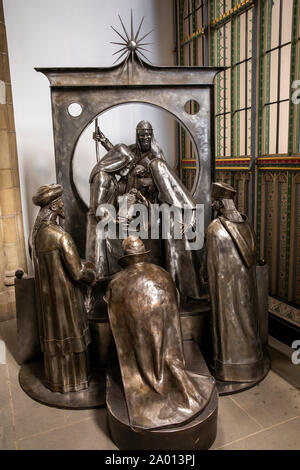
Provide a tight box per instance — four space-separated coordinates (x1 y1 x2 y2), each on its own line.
135 120 164 159
136 120 153 134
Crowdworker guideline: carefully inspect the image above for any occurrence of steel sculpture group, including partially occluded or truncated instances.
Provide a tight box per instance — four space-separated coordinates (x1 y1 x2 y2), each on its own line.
16 15 270 450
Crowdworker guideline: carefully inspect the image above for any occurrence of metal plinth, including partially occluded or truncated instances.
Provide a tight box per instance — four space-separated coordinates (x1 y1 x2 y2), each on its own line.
216 350 271 396
19 360 106 409
106 340 218 450
15 276 41 364
88 299 212 372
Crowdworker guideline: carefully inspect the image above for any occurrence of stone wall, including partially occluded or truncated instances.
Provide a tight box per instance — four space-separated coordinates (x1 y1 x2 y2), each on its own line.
0 0 27 321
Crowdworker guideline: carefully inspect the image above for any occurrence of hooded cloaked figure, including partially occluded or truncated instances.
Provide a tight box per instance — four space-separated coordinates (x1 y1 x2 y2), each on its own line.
86 121 202 299
104 236 215 431
31 184 95 393
206 182 264 383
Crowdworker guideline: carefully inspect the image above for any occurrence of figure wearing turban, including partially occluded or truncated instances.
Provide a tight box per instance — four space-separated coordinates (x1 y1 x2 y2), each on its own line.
206 182 264 383
31 184 96 393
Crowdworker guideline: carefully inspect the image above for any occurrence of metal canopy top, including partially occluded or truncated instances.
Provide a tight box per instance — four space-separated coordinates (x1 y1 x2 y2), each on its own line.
35 57 224 88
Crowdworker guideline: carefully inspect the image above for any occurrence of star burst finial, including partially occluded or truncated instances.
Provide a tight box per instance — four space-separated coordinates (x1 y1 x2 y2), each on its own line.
110 9 154 65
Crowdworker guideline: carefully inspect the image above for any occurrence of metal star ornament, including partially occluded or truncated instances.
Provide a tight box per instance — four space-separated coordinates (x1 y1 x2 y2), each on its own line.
110 10 154 65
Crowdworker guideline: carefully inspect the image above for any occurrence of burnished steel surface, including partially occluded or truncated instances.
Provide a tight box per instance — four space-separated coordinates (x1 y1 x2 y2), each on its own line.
15 275 41 364
88 297 213 369
31 184 96 394
256 263 269 346
36 57 222 258
36 62 221 87
206 183 265 384
180 300 213 365
106 339 218 450
104 237 215 431
86 121 202 299
19 360 106 409
88 320 113 369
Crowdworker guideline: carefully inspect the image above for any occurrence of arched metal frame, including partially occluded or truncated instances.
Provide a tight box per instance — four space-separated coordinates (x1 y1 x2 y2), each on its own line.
37 58 222 256
73 101 201 206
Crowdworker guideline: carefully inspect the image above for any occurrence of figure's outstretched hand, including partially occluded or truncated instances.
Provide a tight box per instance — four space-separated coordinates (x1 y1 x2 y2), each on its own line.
96 206 117 224
85 268 97 286
82 261 97 286
92 127 113 151
180 209 197 237
131 189 149 207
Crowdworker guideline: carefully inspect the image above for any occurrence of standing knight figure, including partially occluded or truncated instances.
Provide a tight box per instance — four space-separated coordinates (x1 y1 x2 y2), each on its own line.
31 184 96 393
86 120 202 300
206 182 264 383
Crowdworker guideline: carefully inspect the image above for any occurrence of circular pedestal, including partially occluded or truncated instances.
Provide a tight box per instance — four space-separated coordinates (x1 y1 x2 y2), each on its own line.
19 360 106 409
216 350 271 396
106 340 218 450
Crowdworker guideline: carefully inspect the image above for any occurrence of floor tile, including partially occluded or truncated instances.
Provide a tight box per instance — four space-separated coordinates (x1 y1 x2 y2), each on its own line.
0 321 83 439
9 371 68 440
211 396 262 449
1 318 300 450
219 417 300 450
18 413 117 450
231 370 300 428
0 320 108 441
0 406 15 450
63 406 104 425
0 363 16 450
4 347 66 439
268 345 300 389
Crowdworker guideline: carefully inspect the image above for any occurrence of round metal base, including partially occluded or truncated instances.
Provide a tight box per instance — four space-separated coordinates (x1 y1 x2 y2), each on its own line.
216 350 271 396
19 360 106 409
106 340 218 450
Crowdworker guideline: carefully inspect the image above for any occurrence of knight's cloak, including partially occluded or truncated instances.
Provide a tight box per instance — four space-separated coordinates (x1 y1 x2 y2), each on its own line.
206 215 264 382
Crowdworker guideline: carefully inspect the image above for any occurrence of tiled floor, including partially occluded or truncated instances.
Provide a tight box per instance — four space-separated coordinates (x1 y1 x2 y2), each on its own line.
0 318 299 450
